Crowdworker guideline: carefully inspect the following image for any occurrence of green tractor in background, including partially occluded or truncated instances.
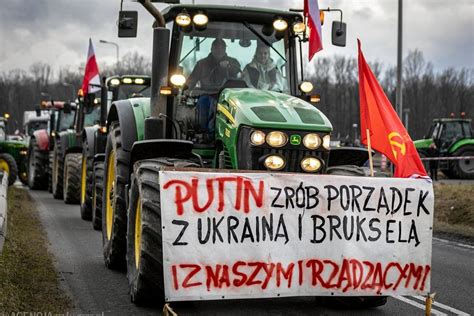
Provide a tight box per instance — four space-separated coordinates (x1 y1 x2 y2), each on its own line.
80 75 151 229
414 117 474 179
97 1 382 307
0 116 28 186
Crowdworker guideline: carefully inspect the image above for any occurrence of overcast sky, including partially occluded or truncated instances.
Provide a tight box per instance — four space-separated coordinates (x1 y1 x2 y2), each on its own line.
0 0 473 77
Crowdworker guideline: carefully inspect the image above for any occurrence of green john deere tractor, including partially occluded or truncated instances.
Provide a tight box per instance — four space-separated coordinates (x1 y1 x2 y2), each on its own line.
415 118 474 179
52 93 100 203
97 1 383 307
80 75 151 228
0 117 28 186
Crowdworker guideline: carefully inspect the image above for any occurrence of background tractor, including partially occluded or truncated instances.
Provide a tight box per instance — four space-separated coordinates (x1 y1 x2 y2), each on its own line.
0 117 28 186
80 75 151 228
415 117 474 179
95 1 383 308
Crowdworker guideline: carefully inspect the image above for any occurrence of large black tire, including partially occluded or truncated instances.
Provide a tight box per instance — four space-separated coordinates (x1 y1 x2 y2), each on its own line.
102 122 130 270
27 137 49 190
92 161 104 231
127 158 200 305
80 144 94 220
63 153 82 204
0 153 18 186
52 142 64 199
48 151 54 193
450 145 474 179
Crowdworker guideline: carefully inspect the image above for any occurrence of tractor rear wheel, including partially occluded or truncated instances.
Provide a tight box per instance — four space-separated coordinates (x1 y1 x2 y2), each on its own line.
63 153 81 204
52 142 64 199
92 161 104 231
0 153 18 186
102 122 129 270
27 137 49 190
80 144 93 220
126 158 200 305
450 145 474 179
48 151 53 193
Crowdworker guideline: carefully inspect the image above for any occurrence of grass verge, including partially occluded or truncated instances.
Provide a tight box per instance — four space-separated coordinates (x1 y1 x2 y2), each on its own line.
434 182 474 239
0 186 72 313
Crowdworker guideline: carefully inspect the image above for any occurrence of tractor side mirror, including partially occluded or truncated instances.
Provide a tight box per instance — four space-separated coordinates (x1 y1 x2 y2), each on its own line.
331 21 347 47
63 102 72 114
118 11 138 38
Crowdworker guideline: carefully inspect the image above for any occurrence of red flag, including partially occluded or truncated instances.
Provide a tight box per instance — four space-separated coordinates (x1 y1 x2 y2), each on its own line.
358 39 428 179
81 38 101 95
304 0 323 61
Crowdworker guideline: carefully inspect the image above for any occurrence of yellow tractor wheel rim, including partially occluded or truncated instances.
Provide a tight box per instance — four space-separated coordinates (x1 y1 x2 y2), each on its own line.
106 150 116 240
134 197 142 269
80 157 87 205
0 159 9 174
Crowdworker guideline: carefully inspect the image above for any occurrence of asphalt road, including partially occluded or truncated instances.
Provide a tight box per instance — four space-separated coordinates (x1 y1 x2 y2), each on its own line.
28 188 473 315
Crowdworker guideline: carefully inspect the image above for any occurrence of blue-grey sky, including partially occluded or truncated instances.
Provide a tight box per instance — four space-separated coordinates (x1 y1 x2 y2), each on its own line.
0 0 472 76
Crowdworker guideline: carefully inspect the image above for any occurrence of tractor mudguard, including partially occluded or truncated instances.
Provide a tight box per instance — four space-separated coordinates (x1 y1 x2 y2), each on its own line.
83 126 98 159
327 147 370 167
448 138 474 154
130 140 194 168
94 129 107 157
32 129 50 151
106 100 138 153
58 130 78 158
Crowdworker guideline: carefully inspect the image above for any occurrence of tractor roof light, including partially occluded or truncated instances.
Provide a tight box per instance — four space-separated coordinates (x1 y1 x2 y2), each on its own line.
109 78 121 86
134 78 145 85
193 12 208 26
303 133 321 150
176 11 192 27
322 134 331 149
170 74 186 87
266 131 288 148
94 98 99 105
273 17 288 32
122 78 133 84
250 130 266 146
264 155 286 171
4 113 10 119
301 157 322 172
299 81 314 94
292 21 306 34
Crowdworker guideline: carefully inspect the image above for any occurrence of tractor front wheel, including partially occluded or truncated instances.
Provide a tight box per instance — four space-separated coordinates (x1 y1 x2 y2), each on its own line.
450 145 474 179
27 137 49 190
63 153 82 204
52 143 64 199
80 144 94 220
126 158 200 305
92 161 104 231
0 153 18 186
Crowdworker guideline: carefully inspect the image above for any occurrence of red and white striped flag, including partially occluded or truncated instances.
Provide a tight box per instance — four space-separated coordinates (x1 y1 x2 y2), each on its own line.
304 0 323 61
81 38 101 94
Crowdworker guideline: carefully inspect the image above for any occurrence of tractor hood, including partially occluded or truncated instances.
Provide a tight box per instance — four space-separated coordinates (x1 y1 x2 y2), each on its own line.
219 88 332 132
414 138 433 149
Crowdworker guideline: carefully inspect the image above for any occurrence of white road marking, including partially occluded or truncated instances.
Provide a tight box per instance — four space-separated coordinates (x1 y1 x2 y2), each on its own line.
412 295 470 316
391 295 447 315
433 237 474 250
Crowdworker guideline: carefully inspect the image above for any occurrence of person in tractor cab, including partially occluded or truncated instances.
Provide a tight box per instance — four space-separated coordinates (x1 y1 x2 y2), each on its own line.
187 38 241 143
242 43 285 92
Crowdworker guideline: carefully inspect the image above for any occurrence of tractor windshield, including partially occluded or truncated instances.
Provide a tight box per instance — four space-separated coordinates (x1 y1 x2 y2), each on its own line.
58 110 75 131
116 84 151 100
84 106 101 127
27 120 47 136
178 21 290 94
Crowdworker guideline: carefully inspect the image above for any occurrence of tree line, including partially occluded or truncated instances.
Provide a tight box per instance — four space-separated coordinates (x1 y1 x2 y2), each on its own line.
0 49 472 140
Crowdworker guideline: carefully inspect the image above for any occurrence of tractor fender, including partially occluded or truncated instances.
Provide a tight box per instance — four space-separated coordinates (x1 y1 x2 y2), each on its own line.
82 126 99 159
32 129 50 151
58 130 81 158
106 100 138 153
94 129 107 157
327 147 371 167
448 138 474 154
130 140 194 169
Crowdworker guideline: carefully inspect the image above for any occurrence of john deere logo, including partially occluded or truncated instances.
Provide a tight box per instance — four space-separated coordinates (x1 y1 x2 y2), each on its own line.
290 135 301 145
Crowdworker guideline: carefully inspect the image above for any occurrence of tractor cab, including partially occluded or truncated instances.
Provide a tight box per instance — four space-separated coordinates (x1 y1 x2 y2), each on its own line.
425 118 472 153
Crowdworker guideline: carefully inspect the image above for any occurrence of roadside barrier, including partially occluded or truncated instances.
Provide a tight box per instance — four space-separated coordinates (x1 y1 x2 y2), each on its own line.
420 156 474 161
0 171 8 253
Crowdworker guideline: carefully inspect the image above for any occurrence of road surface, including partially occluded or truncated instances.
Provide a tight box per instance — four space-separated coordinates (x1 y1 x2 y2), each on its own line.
28 188 473 315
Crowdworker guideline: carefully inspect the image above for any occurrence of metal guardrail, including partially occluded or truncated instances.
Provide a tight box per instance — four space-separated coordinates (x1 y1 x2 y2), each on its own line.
420 156 474 161
0 171 8 253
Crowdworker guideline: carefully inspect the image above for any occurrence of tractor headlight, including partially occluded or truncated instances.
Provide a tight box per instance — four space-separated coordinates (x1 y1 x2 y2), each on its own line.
109 78 120 86
273 17 288 31
170 74 186 87
299 81 314 94
134 78 145 84
301 157 322 172
193 13 208 26
250 130 266 146
20 150 27 155
292 21 306 34
303 133 321 149
322 134 331 149
266 131 288 148
122 78 133 84
176 12 192 27
264 155 286 171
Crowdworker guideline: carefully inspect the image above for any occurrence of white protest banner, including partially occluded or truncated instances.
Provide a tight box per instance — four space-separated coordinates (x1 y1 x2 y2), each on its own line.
159 171 433 301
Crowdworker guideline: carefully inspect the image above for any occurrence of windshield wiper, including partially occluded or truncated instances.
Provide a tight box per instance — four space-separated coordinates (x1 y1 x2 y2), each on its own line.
179 38 208 64
243 22 286 62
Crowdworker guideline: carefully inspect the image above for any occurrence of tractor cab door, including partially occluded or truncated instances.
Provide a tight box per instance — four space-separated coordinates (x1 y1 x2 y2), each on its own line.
438 121 464 152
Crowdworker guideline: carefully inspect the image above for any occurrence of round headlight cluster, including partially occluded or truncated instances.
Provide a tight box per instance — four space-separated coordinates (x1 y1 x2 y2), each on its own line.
303 133 321 149
323 134 331 149
301 157 322 172
266 131 288 148
250 130 266 146
264 155 286 171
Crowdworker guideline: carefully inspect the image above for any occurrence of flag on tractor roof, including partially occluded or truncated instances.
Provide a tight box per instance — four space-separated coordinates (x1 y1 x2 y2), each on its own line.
81 38 101 95
357 39 428 179
304 0 323 61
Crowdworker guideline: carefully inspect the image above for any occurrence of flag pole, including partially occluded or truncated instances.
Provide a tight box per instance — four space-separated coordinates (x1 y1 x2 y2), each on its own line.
366 128 374 177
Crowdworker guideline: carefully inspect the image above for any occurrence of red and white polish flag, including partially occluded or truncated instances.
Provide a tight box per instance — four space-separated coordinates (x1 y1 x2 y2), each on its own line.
304 0 323 61
81 38 101 95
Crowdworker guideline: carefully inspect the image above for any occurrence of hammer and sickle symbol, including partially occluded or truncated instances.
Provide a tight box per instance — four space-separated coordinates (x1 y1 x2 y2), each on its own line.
388 132 406 160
